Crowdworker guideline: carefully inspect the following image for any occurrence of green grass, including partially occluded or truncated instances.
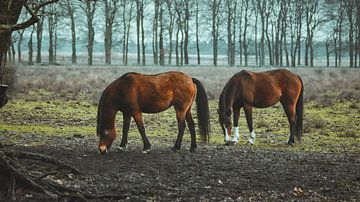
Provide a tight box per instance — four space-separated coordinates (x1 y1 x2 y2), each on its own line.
1 98 359 153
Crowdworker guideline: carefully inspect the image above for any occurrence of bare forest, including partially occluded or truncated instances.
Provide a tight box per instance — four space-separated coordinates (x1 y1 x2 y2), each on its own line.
1 0 360 69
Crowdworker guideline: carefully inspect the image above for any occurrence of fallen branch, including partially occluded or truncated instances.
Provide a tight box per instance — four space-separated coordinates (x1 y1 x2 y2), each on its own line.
4 150 81 174
0 151 57 198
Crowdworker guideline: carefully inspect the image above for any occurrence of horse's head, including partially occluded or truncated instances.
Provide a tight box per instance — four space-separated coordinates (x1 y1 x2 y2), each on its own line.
218 108 232 143
97 128 116 154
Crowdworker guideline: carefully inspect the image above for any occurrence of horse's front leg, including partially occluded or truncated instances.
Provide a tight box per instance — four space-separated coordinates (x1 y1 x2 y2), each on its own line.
172 109 186 152
132 111 151 153
231 106 241 143
119 112 131 151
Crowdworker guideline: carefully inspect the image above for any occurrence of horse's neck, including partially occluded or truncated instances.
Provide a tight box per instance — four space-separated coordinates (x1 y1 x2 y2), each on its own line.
97 102 117 133
223 87 236 110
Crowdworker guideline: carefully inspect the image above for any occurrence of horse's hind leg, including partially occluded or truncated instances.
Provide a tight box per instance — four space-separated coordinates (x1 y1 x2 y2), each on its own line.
132 111 151 153
244 105 256 144
185 110 196 152
281 102 296 145
172 109 187 152
119 112 131 151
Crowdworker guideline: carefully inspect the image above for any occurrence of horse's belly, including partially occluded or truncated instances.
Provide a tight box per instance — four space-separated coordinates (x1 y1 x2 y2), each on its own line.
141 101 172 113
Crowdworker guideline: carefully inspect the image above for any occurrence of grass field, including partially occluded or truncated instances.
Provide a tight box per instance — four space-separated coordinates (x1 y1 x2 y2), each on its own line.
1 65 359 153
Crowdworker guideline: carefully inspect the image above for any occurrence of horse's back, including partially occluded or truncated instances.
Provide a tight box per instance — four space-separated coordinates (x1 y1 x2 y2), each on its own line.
225 69 301 108
115 71 196 113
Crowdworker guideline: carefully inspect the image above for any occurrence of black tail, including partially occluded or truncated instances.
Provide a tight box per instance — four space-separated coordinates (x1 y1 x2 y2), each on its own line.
296 76 303 142
192 78 210 142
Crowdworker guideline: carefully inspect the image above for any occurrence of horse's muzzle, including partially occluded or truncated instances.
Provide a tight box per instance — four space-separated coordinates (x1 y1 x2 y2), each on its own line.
99 145 108 154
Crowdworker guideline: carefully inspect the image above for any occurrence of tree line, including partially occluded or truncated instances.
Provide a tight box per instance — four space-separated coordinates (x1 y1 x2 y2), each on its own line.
6 0 360 67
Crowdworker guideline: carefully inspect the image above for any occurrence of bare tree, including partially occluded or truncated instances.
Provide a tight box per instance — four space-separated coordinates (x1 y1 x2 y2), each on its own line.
47 4 61 65
141 0 146 65
35 10 44 63
210 0 222 66
0 0 58 84
80 0 97 66
104 0 119 65
226 0 236 66
153 0 160 65
242 0 250 66
304 0 320 67
136 0 141 64
175 0 184 66
27 26 35 65
344 0 355 67
257 0 266 66
356 0 360 67
17 29 25 63
122 0 134 65
64 0 77 64
184 0 190 65
195 0 201 64
159 4 165 65
166 0 176 65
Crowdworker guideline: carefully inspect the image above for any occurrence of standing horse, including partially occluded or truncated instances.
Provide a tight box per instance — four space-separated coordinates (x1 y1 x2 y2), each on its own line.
218 69 303 145
97 71 210 154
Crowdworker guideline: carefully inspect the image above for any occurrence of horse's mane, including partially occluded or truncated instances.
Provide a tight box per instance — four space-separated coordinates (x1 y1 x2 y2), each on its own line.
96 88 108 134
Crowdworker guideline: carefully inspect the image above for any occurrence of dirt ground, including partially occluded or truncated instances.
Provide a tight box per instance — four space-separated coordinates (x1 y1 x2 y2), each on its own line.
2 134 359 201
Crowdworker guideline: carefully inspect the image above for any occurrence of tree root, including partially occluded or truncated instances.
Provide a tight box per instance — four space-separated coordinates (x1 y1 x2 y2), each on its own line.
4 150 81 174
0 149 131 201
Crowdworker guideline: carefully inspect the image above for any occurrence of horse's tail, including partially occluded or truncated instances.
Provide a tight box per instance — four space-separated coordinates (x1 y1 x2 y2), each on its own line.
192 78 210 142
296 76 304 142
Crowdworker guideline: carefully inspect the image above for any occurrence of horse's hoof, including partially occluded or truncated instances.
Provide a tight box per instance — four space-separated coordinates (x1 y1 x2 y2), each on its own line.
189 148 196 153
247 140 254 145
287 142 294 147
224 141 233 146
118 146 127 152
142 149 151 154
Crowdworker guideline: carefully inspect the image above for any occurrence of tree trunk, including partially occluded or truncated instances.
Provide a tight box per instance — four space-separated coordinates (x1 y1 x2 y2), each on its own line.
136 0 141 64
166 1 174 65
48 13 55 65
141 1 145 66
211 0 220 66
326 39 330 67
28 27 34 65
176 22 179 66
243 0 249 66
159 6 164 66
65 0 77 64
153 0 159 65
195 0 200 65
104 0 117 65
17 30 25 63
36 15 44 63
184 0 189 65
346 1 354 67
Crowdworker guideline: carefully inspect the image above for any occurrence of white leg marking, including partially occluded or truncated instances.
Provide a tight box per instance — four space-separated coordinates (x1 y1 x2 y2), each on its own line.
231 127 239 143
248 130 256 145
118 146 127 152
224 127 230 143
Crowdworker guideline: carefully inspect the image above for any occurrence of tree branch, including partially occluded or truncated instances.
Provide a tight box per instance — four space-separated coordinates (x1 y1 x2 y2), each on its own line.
0 0 59 34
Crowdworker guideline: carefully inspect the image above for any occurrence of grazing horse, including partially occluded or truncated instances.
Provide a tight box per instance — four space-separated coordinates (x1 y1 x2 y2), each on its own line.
97 71 210 154
218 69 303 145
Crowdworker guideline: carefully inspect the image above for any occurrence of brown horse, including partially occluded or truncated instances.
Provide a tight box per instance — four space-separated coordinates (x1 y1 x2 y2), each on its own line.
218 69 303 145
97 71 210 154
